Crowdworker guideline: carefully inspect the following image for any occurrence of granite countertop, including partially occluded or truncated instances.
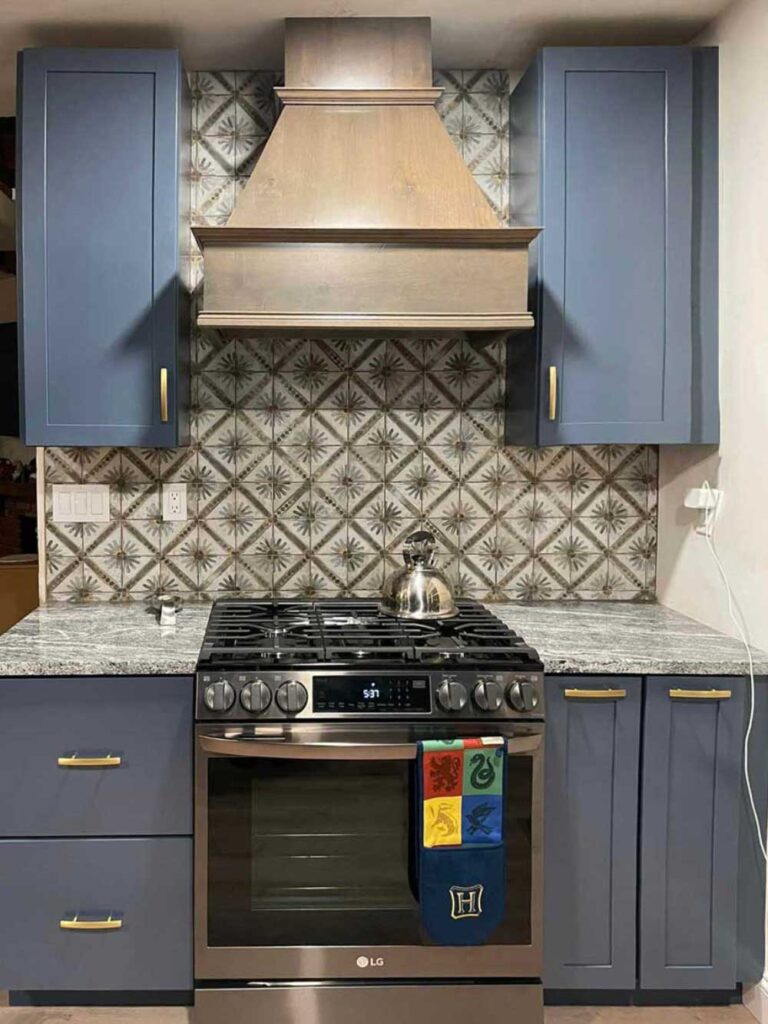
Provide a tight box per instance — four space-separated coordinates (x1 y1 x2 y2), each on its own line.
0 600 765 678
490 602 768 676
0 602 212 677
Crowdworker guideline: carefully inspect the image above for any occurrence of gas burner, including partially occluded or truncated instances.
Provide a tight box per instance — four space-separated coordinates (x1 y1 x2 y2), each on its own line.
251 620 313 638
454 624 520 642
322 615 373 628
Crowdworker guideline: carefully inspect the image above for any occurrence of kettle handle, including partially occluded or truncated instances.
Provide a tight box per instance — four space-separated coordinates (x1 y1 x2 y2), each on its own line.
403 530 436 566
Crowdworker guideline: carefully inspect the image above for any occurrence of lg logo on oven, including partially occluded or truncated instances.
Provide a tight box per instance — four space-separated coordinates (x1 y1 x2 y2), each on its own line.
356 955 385 968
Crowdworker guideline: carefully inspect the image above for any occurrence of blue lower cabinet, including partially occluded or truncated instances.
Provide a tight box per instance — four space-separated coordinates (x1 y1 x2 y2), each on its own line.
0 676 193 837
544 675 749 993
640 678 744 990
0 837 192 991
544 677 642 989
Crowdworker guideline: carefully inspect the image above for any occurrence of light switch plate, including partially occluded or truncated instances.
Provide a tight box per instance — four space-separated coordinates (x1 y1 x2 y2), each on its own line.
52 484 111 523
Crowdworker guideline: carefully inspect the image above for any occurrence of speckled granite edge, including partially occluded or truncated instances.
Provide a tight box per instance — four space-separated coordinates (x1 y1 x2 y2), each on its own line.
0 600 765 679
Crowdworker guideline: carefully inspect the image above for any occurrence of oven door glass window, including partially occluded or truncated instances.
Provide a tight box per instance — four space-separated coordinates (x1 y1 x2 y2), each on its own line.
206 753 532 947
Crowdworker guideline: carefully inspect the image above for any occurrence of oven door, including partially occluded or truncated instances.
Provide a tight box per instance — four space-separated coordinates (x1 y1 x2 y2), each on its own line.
195 722 542 981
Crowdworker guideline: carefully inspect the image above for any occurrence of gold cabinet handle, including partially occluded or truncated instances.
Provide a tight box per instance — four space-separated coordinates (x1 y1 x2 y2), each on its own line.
57 754 122 768
160 367 169 423
548 365 557 421
669 688 732 700
564 688 627 700
60 915 123 932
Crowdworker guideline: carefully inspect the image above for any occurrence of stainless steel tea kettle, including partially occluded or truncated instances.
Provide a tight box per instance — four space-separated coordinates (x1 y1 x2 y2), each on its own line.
379 530 458 620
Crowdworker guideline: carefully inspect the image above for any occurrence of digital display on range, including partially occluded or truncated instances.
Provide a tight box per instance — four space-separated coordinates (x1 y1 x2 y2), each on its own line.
313 676 431 713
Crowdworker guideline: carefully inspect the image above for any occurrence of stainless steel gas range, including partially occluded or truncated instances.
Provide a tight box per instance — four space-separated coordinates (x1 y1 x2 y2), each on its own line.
193 599 545 1024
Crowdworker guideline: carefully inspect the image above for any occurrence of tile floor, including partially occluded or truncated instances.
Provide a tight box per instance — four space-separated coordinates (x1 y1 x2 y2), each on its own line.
0 1007 756 1023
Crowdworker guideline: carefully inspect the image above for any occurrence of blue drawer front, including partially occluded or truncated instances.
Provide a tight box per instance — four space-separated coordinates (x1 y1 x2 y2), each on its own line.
0 676 192 837
0 837 192 990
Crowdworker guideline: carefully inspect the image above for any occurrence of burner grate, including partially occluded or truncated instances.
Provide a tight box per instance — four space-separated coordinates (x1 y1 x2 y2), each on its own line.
197 598 537 671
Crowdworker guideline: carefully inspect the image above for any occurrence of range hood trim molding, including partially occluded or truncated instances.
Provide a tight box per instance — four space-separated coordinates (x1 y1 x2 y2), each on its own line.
196 311 535 332
193 226 541 247
274 87 443 105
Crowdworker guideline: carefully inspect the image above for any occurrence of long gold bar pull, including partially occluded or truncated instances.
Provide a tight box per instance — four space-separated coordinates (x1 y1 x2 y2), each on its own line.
57 754 122 768
548 366 557 421
160 367 169 423
564 688 627 700
669 688 732 700
60 915 123 931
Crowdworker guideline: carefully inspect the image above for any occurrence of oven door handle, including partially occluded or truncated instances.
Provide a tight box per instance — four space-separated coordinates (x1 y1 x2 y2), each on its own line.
198 732 542 761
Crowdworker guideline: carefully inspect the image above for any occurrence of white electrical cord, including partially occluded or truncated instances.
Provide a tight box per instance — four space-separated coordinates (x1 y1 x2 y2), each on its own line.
701 479 767 862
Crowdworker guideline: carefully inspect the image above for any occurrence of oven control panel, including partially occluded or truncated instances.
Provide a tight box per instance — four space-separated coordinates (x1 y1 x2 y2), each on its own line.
196 670 544 721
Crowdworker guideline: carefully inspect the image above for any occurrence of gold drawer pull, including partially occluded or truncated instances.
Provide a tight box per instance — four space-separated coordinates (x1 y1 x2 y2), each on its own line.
548 365 557 421
564 688 627 700
669 688 732 700
60 915 122 932
160 367 169 423
57 754 122 768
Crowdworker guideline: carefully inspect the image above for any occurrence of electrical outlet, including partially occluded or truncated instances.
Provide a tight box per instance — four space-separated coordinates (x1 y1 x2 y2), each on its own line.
162 483 187 522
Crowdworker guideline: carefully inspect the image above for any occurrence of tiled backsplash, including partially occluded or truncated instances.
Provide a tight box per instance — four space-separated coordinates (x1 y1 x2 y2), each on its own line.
43 70 658 603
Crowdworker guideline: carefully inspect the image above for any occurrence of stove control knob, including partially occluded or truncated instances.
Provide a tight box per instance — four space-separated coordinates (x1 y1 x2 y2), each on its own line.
204 679 235 713
473 679 504 712
507 680 540 713
240 680 272 714
276 680 308 715
437 680 468 713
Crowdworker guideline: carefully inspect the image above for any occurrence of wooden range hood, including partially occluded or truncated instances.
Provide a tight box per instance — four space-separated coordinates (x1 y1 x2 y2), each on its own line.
193 17 539 335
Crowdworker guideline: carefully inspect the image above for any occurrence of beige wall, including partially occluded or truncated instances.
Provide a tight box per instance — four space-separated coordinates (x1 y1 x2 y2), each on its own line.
657 0 768 652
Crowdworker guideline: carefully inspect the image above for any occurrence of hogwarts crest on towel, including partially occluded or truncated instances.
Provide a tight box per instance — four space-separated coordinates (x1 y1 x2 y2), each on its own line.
422 738 504 848
449 884 485 920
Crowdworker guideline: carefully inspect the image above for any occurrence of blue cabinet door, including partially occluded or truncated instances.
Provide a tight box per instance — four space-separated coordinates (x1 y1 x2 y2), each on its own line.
17 48 190 446
544 677 642 989
640 678 744 990
506 47 718 446
0 837 192 991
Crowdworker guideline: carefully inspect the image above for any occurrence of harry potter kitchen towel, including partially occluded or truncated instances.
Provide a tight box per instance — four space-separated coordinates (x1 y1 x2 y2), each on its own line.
417 738 506 945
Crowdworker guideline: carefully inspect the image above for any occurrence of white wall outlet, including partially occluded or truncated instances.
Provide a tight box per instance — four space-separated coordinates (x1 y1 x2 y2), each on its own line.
52 484 111 523
162 483 187 522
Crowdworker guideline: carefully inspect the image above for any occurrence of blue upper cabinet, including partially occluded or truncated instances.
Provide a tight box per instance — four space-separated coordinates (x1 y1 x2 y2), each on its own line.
17 49 190 446
506 47 719 446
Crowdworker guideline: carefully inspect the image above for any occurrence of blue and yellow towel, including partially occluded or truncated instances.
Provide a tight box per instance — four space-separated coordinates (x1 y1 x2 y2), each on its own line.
417 738 506 945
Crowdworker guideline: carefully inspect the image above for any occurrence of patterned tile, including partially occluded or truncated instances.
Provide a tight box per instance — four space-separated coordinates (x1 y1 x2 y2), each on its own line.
432 70 465 92
192 176 236 225
43 68 659 603
194 131 236 178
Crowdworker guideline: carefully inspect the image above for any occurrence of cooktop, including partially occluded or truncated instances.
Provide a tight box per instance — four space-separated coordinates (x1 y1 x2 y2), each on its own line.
196 599 544 722
198 598 541 671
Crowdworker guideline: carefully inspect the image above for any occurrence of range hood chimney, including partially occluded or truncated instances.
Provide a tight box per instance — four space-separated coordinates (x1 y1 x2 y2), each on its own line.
193 17 539 335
